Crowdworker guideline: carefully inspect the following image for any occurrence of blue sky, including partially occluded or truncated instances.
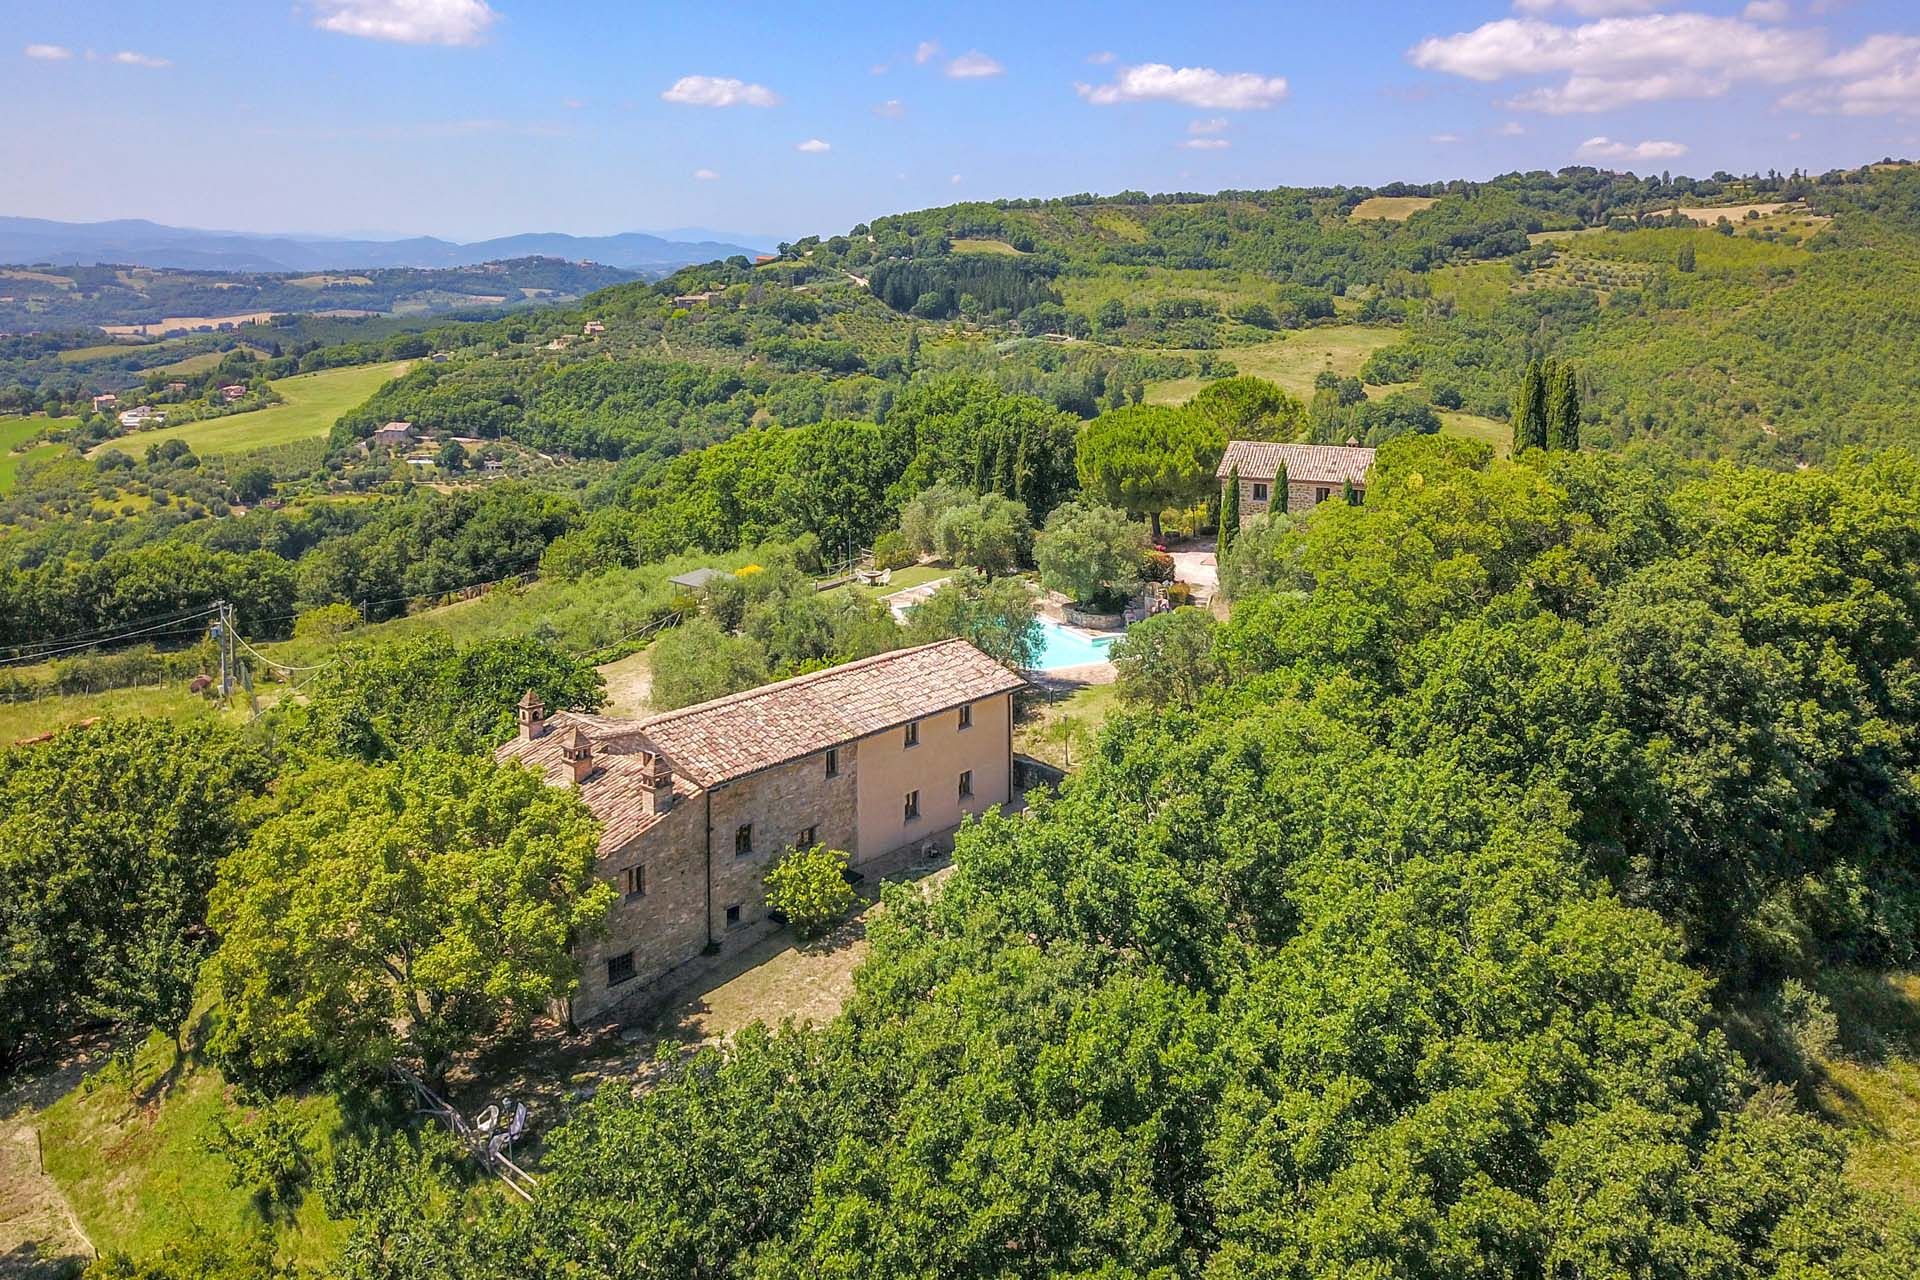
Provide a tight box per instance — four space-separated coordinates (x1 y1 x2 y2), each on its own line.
6 0 1919 242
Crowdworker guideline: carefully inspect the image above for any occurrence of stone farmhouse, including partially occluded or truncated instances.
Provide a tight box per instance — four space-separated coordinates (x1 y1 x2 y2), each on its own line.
495 638 1027 1023
1217 441 1376 526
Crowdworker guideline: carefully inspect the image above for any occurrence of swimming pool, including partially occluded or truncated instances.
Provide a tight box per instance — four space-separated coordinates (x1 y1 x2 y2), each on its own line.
1029 617 1121 670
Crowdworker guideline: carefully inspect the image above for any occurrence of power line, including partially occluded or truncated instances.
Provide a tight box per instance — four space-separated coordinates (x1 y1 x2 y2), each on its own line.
0 605 220 661
0 614 219 669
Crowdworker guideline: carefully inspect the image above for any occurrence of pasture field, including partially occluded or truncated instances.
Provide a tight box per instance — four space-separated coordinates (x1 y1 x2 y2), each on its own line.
950 238 1026 255
0 414 78 494
1666 202 1795 224
1060 265 1289 317
154 345 263 375
1144 326 1404 404
93 359 414 458
0 682 215 745
53 341 148 364
1350 195 1439 221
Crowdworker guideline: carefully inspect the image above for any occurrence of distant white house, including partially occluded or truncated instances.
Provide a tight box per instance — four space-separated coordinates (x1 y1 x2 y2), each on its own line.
91 393 118 411
117 405 166 428
583 320 605 335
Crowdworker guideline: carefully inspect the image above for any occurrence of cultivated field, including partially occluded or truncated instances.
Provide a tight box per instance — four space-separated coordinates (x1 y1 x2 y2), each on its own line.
103 310 281 337
1145 326 1403 403
1351 196 1438 221
1666 202 1794 224
93 359 414 458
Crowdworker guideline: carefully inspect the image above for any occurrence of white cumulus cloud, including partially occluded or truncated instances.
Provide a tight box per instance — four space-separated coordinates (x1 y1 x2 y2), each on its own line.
1189 117 1229 134
1181 137 1230 150
1409 14 1825 113
1781 34 1920 115
915 41 941 65
661 75 782 108
1086 50 1116 65
1743 0 1791 21
873 98 906 119
1431 132 1464 144
946 50 1003 78
1576 135 1690 161
693 168 719 181
796 137 831 153
112 50 171 68
1497 120 1528 135
311 0 497 46
24 43 72 60
1078 62 1290 110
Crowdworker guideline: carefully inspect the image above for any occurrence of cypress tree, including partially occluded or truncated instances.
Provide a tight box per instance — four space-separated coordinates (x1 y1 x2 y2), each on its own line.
1513 359 1551 453
1220 465 1240 555
1275 460 1289 514
1548 360 1582 452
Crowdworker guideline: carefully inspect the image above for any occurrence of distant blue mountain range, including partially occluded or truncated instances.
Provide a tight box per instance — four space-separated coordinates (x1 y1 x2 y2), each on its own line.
0 216 772 274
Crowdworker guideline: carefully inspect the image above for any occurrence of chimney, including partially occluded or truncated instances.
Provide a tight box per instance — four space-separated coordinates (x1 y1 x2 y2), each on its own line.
1345 436 1360 448
562 727 595 785
517 689 546 740
641 750 676 813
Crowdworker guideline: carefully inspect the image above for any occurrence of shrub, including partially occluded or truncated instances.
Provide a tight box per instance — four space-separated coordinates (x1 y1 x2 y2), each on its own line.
872 530 917 571
1142 550 1175 583
764 844 858 939
292 603 361 642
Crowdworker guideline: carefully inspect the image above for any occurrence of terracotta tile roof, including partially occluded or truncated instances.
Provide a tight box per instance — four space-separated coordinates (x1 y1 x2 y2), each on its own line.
493 640 1025 850
495 710 694 854
1216 441 1375 485
641 639 1025 787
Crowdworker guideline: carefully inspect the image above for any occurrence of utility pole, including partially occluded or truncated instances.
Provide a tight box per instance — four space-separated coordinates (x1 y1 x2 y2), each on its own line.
212 600 232 701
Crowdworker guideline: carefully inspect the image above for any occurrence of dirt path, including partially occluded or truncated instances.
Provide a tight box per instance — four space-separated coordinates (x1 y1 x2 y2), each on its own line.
0 1044 106 1278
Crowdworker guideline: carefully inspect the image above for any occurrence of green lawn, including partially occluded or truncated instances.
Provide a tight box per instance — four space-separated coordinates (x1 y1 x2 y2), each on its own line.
54 341 149 364
1015 679 1122 771
1145 326 1405 404
37 1033 349 1271
94 359 414 459
1812 970 1920 1215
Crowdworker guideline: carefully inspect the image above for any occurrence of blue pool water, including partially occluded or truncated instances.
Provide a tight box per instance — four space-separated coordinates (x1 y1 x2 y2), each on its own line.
1030 617 1121 670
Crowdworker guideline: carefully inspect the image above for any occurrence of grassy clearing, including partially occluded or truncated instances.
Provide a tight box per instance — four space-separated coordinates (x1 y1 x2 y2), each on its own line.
950 238 1025 256
37 1032 349 1271
54 342 149 364
1014 680 1122 770
1428 262 1514 317
1059 266 1285 317
94 360 414 459
1351 196 1438 222
102 311 280 338
154 346 261 376
1810 971 1920 1213
0 414 78 494
0 684 218 746
1144 326 1404 404
1440 410 1510 457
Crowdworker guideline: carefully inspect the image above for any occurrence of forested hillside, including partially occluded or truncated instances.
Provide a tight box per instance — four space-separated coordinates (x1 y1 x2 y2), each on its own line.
9 159 1920 1280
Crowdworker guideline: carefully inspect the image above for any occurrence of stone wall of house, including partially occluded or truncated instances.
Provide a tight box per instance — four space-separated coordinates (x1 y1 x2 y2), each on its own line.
1224 475 1364 526
706 748 860 944
573 795 708 1023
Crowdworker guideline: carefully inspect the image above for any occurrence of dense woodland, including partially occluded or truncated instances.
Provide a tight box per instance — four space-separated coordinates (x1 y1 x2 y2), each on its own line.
7 161 1920 1278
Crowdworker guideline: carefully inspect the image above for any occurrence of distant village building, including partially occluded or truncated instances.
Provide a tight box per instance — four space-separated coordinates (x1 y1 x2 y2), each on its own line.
117 405 166 428
495 640 1026 1022
164 381 189 395
369 421 415 449
671 291 718 306
582 320 605 334
219 383 248 402
753 254 778 265
90 393 118 411
1217 441 1376 525
429 351 452 363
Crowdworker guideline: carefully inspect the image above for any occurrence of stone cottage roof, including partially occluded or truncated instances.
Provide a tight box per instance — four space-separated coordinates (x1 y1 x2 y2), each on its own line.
494 639 1025 851
1216 441 1376 486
